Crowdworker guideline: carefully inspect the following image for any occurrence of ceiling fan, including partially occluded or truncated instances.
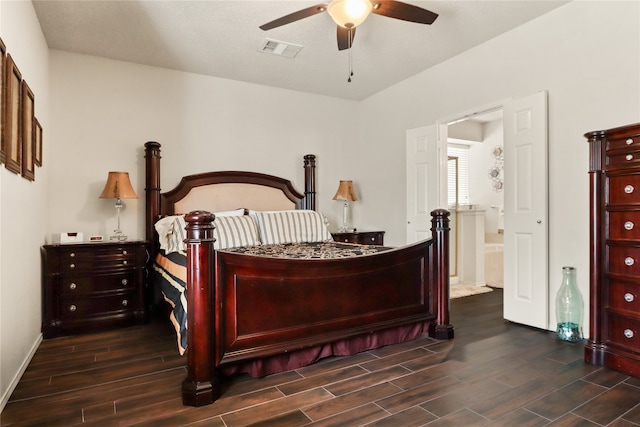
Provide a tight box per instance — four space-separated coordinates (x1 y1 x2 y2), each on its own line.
259 0 439 51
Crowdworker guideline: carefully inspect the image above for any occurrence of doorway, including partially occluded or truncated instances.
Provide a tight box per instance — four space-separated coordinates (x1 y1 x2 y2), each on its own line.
407 91 549 329
446 109 504 289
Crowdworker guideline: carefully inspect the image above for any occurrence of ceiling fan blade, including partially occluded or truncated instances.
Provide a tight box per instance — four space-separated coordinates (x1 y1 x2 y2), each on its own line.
337 26 356 51
259 3 329 31
371 1 438 25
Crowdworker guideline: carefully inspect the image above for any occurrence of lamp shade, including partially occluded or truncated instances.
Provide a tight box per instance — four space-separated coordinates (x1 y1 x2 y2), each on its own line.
327 0 373 28
333 180 358 202
99 171 138 199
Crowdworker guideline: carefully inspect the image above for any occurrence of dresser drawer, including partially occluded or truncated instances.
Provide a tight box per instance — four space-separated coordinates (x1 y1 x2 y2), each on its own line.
606 313 640 351
608 211 640 240
607 135 640 152
607 151 640 169
59 292 136 318
608 280 640 314
608 245 640 277
60 272 137 295
608 175 640 205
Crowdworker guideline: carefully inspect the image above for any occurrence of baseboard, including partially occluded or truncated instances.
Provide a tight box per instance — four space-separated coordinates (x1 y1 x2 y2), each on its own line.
0 333 42 413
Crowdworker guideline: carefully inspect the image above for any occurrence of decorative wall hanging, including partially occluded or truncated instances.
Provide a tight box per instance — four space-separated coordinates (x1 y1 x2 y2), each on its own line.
488 145 504 192
21 80 35 181
4 54 22 175
0 38 5 165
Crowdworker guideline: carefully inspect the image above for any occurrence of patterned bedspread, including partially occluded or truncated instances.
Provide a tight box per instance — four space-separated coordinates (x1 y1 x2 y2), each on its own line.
223 241 391 258
154 241 392 355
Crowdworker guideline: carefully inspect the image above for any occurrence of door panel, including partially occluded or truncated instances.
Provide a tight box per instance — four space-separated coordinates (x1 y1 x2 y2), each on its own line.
503 91 549 329
406 125 446 244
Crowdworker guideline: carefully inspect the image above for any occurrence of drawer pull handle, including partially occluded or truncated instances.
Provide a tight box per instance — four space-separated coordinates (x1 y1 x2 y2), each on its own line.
69 304 77 312
625 329 634 339
625 257 635 266
122 300 128 307
70 252 76 258
625 221 635 230
69 283 77 290
627 154 634 161
122 279 128 286
69 263 75 269
625 293 635 302
123 260 128 266
627 138 634 145
123 250 128 255
625 185 635 194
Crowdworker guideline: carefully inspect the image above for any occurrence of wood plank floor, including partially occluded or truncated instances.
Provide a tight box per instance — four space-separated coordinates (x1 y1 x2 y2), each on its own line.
4 289 640 426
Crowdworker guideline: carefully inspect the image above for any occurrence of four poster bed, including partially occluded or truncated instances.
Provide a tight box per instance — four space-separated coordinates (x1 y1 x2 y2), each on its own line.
144 141 453 407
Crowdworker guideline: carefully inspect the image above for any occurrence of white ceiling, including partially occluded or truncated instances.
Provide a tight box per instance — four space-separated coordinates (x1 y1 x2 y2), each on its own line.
32 0 570 101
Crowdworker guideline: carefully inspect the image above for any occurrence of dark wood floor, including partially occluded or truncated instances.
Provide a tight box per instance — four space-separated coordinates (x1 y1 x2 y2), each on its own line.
3 289 640 426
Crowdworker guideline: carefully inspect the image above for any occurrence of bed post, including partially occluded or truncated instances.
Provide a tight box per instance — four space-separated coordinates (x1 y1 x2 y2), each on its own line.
182 211 220 407
430 209 454 339
303 154 316 210
145 141 161 253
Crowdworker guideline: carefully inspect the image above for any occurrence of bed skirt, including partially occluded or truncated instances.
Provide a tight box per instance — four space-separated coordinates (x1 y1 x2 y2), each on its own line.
219 321 428 378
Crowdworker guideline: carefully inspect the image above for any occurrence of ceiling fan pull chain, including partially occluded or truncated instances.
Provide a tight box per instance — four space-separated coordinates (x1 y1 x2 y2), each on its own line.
348 27 353 83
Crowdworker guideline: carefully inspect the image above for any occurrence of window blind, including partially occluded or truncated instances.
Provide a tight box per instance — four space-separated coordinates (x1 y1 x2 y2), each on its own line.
447 144 470 207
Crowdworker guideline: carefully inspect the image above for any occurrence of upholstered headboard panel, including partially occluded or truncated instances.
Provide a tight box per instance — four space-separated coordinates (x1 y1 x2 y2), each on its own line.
173 183 296 214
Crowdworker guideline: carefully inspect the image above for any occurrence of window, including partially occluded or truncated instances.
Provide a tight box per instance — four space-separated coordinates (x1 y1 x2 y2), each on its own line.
447 144 470 207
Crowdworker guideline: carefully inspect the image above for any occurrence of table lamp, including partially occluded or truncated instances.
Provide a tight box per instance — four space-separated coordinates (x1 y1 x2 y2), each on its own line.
99 171 137 241
333 180 358 232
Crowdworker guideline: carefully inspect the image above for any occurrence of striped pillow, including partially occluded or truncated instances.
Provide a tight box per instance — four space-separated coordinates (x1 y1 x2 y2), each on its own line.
251 210 333 245
161 213 260 253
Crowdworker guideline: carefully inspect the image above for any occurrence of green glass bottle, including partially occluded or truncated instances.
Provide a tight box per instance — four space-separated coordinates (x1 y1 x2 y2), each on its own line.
555 266 584 342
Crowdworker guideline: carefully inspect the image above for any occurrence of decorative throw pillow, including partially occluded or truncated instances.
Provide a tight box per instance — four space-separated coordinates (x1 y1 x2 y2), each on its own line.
250 210 333 245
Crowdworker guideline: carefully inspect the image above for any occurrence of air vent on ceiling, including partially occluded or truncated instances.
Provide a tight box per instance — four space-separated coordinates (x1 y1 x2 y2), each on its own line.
259 39 303 58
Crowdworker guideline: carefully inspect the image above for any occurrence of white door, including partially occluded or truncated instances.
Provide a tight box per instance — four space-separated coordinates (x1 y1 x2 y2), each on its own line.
406 124 447 244
503 91 549 329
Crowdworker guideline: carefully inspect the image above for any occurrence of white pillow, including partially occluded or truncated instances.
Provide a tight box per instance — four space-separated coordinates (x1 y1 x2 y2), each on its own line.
155 209 250 253
250 210 333 245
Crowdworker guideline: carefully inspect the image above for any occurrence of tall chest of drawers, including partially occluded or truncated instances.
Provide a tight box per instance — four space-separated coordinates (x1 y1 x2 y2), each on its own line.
586 122 640 376
41 240 149 338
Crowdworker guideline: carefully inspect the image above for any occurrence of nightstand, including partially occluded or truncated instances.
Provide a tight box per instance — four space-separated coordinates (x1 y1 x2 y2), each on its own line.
331 230 385 245
41 240 149 338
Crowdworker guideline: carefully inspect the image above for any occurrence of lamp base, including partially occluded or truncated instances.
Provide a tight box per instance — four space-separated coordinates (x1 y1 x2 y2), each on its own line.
110 231 128 242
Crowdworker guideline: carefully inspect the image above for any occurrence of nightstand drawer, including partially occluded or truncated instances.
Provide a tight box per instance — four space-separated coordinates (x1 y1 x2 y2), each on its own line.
59 292 136 318
60 272 137 295
331 231 385 246
57 247 137 274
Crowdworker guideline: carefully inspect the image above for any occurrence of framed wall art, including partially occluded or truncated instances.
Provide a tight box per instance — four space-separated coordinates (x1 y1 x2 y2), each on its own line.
0 38 6 164
21 80 34 181
35 118 42 167
3 54 22 175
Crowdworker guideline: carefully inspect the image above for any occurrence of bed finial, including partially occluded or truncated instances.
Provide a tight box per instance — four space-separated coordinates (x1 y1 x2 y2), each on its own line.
303 154 316 210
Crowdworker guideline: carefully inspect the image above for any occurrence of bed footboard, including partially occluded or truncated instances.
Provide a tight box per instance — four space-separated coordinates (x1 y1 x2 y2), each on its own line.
181 209 452 407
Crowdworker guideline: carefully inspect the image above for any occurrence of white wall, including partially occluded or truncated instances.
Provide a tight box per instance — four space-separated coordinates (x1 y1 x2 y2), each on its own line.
0 1 50 411
357 1 639 330
468 120 504 234
47 52 359 242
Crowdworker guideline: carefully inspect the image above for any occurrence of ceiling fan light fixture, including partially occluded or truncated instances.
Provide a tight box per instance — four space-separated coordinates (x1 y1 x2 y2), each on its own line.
327 0 373 28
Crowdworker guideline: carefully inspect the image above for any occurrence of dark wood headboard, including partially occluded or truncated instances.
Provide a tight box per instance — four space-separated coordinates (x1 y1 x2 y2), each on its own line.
143 141 317 257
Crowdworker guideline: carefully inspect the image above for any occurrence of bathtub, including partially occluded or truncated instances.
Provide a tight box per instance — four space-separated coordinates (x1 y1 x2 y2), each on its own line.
484 243 504 288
